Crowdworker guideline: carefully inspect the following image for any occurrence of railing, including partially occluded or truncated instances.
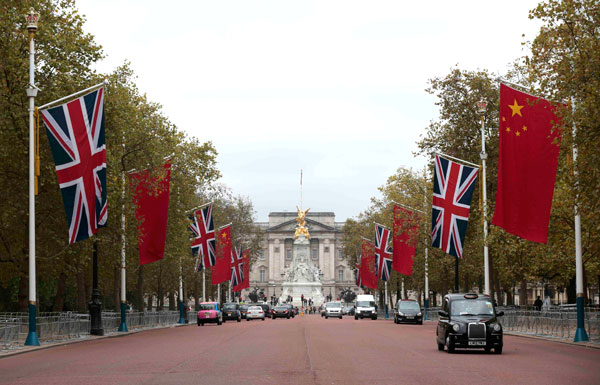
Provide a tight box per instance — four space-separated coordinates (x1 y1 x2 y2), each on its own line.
500 310 600 342
1 311 198 349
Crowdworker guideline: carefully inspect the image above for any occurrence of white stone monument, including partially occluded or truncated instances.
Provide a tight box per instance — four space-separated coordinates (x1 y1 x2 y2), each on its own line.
279 235 324 307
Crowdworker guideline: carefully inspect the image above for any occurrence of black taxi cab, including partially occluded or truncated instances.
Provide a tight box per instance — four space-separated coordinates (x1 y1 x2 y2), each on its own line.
436 293 504 354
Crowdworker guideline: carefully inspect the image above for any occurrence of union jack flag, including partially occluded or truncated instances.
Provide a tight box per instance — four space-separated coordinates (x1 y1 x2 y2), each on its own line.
230 244 244 287
40 87 107 244
188 203 216 268
374 224 393 281
431 154 479 259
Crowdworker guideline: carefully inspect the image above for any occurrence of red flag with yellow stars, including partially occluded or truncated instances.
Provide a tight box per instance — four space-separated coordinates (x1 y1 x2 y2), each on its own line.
491 84 562 243
212 225 232 285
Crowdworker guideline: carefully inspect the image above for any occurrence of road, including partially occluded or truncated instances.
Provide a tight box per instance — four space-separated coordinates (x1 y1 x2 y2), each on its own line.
1 315 599 385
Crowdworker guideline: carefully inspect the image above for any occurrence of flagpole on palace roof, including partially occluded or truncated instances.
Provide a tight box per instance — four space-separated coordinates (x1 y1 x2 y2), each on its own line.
477 99 491 297
25 8 40 347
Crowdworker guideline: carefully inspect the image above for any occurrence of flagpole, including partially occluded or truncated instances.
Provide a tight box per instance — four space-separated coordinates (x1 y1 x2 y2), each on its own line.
384 281 389 319
202 269 206 302
435 152 480 168
477 99 491 296
118 166 128 332
178 256 185 324
38 81 106 110
25 8 40 346
423 166 429 320
572 99 588 342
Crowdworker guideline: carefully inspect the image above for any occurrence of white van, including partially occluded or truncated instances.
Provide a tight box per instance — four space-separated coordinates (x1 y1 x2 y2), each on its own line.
354 294 377 320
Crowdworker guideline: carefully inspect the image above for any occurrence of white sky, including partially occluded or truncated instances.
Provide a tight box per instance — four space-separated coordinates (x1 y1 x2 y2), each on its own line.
75 0 541 222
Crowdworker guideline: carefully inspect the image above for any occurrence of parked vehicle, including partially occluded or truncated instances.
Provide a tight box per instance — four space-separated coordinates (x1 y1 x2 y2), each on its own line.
343 306 355 316
436 293 504 354
354 294 377 320
246 305 266 321
222 303 241 322
240 304 249 319
324 302 343 319
272 305 292 319
394 299 423 324
197 302 223 326
258 303 272 318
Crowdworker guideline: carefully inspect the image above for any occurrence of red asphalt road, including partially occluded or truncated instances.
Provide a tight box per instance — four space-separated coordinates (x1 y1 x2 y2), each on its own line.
1 315 599 385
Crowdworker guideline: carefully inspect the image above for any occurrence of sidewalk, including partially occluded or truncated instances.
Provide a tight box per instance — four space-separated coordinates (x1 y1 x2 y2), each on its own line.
0 322 190 359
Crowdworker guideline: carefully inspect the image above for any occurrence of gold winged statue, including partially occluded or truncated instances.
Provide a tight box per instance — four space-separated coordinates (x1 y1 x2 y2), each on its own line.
294 206 310 240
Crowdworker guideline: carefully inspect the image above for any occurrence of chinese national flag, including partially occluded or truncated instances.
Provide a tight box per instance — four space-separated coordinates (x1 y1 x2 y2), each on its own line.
360 240 378 289
129 161 171 266
393 205 419 276
212 225 232 285
491 84 562 243
233 249 250 292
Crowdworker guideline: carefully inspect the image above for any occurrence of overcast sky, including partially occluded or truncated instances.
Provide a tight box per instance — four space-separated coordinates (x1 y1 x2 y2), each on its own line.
76 0 541 222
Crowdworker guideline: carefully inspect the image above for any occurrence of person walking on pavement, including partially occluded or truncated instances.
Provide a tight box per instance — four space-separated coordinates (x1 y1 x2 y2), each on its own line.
534 296 543 311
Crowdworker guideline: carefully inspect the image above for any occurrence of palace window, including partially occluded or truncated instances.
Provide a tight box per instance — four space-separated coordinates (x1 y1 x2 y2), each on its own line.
311 248 318 260
286 248 292 260
259 269 266 282
337 249 343 260
338 269 344 281
259 249 266 260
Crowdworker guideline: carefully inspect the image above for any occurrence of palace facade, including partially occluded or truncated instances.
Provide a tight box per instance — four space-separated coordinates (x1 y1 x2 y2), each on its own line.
246 211 356 301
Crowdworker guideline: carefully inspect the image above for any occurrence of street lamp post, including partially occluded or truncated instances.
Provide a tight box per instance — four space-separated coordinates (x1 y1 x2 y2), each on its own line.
25 7 40 346
477 99 491 296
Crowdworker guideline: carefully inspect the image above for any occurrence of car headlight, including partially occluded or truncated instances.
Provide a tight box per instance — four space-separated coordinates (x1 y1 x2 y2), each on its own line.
452 323 460 332
417 312 422 316
398 312 404 316
493 323 502 332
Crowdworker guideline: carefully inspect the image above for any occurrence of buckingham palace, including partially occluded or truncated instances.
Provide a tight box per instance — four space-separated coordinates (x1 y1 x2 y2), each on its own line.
246 211 355 301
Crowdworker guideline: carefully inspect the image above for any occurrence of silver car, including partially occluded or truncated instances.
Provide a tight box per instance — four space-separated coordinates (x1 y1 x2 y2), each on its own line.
324 302 343 319
246 305 266 321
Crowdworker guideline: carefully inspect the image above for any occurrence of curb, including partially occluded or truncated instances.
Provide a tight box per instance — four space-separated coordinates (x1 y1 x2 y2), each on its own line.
0 323 191 359
504 331 600 350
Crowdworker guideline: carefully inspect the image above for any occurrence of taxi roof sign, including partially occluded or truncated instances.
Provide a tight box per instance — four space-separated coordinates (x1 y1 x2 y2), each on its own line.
464 293 479 299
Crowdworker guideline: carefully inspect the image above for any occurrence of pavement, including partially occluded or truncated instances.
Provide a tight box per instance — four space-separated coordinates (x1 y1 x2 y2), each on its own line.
1 315 599 385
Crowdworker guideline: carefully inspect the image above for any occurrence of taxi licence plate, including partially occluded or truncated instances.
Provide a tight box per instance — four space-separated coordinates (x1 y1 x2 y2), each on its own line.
468 341 486 346
205 314 210 318
407 316 414 319
227 312 231 315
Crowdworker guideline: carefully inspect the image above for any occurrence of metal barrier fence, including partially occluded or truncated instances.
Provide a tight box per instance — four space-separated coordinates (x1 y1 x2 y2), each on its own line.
1 311 198 348
500 310 600 342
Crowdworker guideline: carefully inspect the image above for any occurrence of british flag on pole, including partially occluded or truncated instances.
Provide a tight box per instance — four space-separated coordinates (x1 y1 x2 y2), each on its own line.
431 154 478 259
40 87 107 244
188 203 216 269
230 244 244 288
374 224 393 281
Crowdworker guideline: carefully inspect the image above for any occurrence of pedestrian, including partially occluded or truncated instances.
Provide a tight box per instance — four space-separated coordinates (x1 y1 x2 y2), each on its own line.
534 296 543 311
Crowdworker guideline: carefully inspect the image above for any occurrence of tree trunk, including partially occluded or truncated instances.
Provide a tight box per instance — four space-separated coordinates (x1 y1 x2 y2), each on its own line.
113 264 120 311
18 259 28 312
168 291 176 311
194 278 199 311
396 279 401 302
494 276 502 306
136 265 144 311
464 272 470 294
519 279 528 307
147 294 153 311
76 263 87 312
53 270 67 312
567 276 576 303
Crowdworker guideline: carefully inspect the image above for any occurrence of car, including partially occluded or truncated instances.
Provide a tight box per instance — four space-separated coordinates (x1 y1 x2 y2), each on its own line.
436 293 504 354
354 294 377 320
197 302 222 326
246 305 266 321
324 302 343 319
320 305 326 317
343 306 355 316
394 299 423 324
272 305 292 319
240 304 249 319
222 303 241 322
259 303 272 318
283 304 296 318
292 306 299 316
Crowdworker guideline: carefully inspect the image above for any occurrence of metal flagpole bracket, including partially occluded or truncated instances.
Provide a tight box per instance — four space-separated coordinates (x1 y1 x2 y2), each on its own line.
360 236 374 243
373 222 391 230
188 202 212 214
391 201 425 215
435 152 480 169
38 82 105 110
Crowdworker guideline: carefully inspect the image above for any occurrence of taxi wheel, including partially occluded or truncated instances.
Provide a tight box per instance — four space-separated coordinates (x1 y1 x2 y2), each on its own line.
446 336 455 353
247 318 250 322
261 318 265 321
325 316 328 319
495 346 503 354
354 315 358 320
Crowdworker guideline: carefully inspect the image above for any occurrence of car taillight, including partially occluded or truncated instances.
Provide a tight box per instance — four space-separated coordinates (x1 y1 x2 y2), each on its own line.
285 310 288 313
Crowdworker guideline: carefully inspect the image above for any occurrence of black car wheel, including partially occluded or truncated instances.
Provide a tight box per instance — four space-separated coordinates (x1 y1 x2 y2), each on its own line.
223 318 226 323
261 318 265 321
217 319 222 326
237 316 241 322
484 347 492 353
495 346 503 354
437 342 444 351
446 336 454 353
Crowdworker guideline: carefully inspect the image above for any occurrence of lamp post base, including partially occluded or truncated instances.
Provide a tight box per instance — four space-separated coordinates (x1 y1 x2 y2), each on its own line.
178 301 186 324
25 303 40 346
574 296 589 342
89 289 104 336
424 299 429 320
118 302 128 332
